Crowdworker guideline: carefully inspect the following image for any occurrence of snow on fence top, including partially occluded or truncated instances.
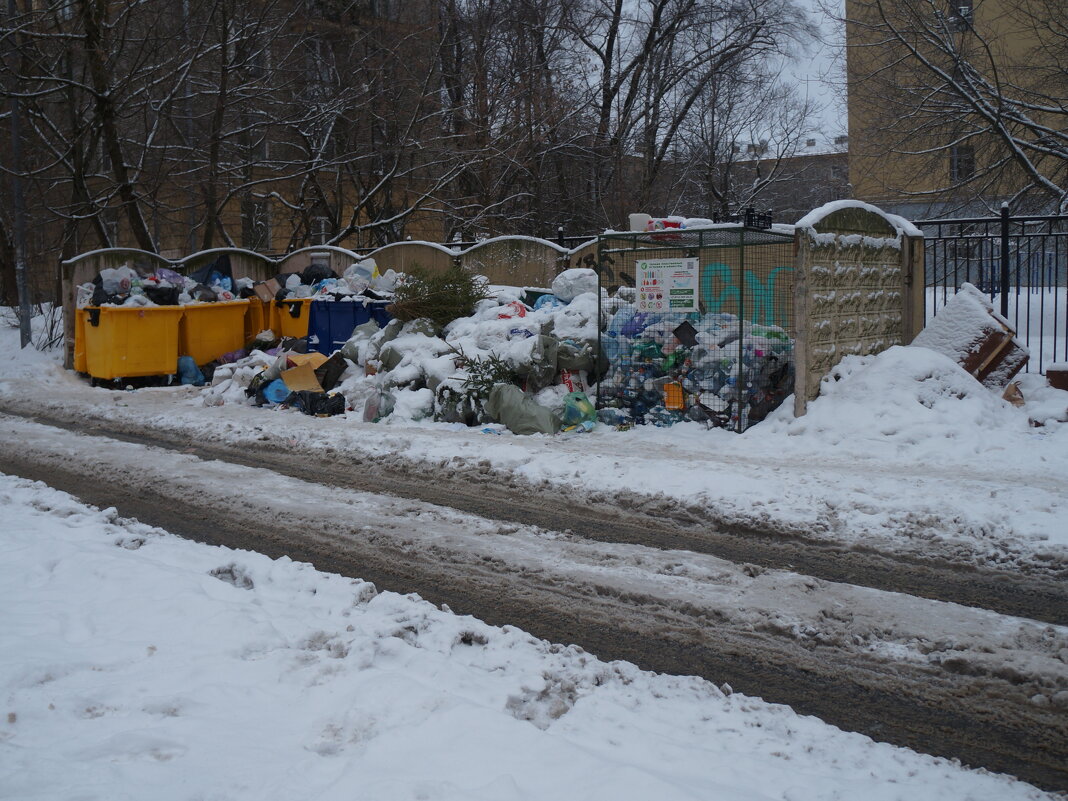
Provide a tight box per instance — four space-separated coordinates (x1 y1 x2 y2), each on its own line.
798 199 922 243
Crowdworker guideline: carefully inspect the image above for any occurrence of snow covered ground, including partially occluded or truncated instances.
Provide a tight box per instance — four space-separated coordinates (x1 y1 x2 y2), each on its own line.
1 308 1067 798
0 474 1058 801
2 307 1066 573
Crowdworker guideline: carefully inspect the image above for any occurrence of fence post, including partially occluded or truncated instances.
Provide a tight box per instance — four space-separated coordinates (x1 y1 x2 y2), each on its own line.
999 203 1010 317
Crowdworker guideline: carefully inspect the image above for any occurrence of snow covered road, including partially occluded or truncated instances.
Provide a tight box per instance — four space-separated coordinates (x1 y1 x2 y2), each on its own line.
3 473 1059 801
3 414 1067 789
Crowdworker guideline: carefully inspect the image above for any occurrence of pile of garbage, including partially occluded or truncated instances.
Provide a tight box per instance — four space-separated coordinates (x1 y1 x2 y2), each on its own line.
599 298 795 430
253 258 400 304
76 254 251 308
200 268 605 434
75 254 401 310
76 263 245 308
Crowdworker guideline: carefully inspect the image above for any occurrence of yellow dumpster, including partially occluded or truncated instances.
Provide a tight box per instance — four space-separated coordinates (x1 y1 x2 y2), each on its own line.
179 299 250 366
244 297 271 343
272 297 313 339
80 305 185 380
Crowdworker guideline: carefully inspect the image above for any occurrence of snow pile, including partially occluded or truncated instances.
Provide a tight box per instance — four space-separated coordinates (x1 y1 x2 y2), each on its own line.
0 473 1056 801
551 267 599 301
0 306 64 377
764 345 1030 449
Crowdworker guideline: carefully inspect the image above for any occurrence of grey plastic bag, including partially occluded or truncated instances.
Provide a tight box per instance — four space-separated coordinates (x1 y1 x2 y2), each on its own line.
484 383 561 435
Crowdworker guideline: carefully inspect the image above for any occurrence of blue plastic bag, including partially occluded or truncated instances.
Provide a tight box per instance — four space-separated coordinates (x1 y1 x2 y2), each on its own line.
177 356 205 387
263 378 290 404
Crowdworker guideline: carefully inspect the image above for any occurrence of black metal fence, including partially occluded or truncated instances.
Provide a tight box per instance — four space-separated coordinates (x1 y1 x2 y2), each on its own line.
916 210 1068 371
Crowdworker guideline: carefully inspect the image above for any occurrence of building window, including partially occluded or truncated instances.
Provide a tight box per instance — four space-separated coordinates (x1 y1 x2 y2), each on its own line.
950 0 972 31
950 144 975 181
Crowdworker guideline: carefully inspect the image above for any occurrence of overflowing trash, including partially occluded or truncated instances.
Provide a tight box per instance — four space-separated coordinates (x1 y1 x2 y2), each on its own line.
76 253 795 435
597 299 795 431
76 255 249 308
198 267 606 435
75 254 400 311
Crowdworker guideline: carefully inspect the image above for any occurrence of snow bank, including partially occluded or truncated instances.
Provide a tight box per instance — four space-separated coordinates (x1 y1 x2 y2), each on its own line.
763 345 1029 450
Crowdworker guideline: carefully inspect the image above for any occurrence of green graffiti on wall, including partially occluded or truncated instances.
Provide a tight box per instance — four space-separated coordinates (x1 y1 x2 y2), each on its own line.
700 263 794 326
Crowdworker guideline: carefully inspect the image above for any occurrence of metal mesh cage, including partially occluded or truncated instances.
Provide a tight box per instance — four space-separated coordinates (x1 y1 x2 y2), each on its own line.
596 225 796 432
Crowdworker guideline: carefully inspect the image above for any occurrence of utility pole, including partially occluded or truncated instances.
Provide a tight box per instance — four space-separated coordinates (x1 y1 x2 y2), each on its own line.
6 0 32 348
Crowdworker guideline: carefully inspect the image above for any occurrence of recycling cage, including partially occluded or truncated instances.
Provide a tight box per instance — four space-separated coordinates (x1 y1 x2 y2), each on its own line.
308 300 372 355
78 305 185 380
596 225 796 432
272 298 314 339
179 299 250 366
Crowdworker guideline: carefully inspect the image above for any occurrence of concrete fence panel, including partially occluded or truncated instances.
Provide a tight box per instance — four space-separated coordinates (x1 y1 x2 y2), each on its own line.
277 246 361 277
365 242 456 275
792 201 925 416
177 248 276 283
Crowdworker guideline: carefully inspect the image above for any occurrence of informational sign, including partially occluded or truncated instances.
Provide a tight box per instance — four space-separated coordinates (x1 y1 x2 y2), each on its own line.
636 257 699 312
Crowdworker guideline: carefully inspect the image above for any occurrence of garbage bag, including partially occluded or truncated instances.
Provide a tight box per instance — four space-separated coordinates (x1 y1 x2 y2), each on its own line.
314 352 348 392
484 383 561 435
301 263 335 285
262 378 291 404
551 268 598 302
560 391 596 430
177 355 205 386
143 285 180 305
154 267 186 287
522 335 559 392
189 283 218 302
90 279 111 306
435 385 479 426
284 390 346 417
556 340 594 372
363 389 395 422
99 266 138 295
378 342 404 371
189 254 232 288
533 293 564 310
400 318 439 338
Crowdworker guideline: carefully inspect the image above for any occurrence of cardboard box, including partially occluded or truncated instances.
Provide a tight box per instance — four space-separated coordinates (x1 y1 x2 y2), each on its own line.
253 279 281 303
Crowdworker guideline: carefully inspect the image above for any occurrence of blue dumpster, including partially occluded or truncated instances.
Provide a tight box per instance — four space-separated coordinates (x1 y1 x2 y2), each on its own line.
308 299 372 355
367 301 393 328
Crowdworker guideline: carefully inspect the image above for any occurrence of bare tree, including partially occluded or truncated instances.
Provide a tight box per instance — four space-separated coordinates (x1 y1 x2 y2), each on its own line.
669 63 826 218
845 0 1068 213
562 0 815 228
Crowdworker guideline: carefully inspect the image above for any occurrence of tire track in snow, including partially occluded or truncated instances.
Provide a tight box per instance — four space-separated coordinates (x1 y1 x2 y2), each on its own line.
3 404 1066 625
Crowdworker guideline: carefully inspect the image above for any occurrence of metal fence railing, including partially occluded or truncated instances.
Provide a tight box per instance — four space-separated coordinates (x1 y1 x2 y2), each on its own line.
916 210 1068 371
